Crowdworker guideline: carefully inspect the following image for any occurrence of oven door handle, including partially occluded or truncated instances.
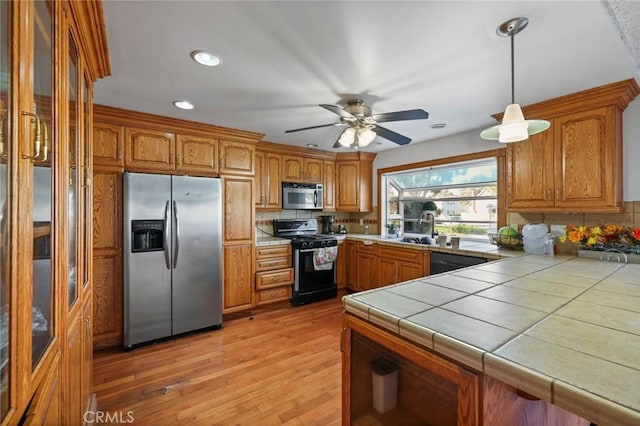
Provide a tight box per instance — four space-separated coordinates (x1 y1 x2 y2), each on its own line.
299 248 318 253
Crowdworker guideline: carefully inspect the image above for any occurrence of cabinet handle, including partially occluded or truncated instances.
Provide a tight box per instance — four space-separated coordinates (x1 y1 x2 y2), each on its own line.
340 328 346 353
21 111 49 162
81 166 92 188
0 112 6 161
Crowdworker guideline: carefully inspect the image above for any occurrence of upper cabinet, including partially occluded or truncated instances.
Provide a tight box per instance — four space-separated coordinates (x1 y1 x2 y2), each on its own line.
335 152 376 212
219 139 255 176
176 134 218 175
93 122 124 168
504 79 639 213
125 127 176 172
255 150 282 210
282 155 323 182
323 160 336 211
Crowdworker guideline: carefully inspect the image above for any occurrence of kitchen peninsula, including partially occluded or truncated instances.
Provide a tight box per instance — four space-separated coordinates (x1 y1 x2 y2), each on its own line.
342 254 639 425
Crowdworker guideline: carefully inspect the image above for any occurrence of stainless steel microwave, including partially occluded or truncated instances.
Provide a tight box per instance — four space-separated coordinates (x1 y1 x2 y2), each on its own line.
282 182 323 210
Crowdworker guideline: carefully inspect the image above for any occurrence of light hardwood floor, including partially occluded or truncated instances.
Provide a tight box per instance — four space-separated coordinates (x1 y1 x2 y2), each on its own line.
93 297 344 425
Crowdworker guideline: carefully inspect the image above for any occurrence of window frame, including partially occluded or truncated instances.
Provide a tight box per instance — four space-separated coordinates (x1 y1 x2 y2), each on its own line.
377 149 506 239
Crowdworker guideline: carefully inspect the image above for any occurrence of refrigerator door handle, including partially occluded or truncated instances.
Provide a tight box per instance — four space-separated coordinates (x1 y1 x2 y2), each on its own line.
163 200 171 269
173 200 180 268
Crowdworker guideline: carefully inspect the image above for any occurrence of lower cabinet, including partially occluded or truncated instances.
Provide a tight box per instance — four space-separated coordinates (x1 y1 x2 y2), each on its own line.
343 314 480 425
350 242 425 291
336 240 346 290
254 244 294 306
223 244 254 313
344 313 591 426
378 246 423 287
23 351 62 425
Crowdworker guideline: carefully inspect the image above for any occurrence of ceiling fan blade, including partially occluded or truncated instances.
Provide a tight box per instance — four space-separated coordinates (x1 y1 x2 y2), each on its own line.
320 104 356 120
285 123 340 133
372 109 429 123
374 125 412 145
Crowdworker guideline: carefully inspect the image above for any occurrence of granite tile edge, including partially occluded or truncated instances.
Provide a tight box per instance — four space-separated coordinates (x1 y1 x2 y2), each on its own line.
553 380 640 426
483 353 553 402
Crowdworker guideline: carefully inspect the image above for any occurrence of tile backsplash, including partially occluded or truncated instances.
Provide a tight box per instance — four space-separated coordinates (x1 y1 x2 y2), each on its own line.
255 210 381 237
507 201 639 253
257 201 639 253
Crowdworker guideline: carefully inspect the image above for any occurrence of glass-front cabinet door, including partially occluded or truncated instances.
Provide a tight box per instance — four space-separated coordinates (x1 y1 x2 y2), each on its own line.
0 0 12 421
68 34 79 310
31 0 55 370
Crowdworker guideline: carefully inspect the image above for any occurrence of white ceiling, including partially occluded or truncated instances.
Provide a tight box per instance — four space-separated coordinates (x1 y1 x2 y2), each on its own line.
95 1 640 153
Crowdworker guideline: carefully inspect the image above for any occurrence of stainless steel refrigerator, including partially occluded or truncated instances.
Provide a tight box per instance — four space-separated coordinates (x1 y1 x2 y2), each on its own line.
123 172 222 348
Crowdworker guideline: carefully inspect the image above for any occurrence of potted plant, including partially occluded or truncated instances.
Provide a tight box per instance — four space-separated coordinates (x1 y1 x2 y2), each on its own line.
385 223 399 237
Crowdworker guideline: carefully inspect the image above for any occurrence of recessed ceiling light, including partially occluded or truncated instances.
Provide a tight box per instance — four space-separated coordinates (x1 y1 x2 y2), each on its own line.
173 100 195 110
431 123 446 129
190 50 222 67
306 143 318 148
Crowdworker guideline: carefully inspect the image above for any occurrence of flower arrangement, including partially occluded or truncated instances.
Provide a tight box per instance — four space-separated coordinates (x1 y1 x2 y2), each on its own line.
385 223 399 235
560 223 640 254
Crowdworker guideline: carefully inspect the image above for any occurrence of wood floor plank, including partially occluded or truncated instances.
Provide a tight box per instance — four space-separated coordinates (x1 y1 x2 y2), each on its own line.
93 297 344 425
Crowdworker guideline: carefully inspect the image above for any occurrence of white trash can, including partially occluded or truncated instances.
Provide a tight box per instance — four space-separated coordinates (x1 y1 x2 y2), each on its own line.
371 359 398 414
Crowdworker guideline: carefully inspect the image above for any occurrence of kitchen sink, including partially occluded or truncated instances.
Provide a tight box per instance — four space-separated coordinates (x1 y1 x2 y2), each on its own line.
400 236 434 245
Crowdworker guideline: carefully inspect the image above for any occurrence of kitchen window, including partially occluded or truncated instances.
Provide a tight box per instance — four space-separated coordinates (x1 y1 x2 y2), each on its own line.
381 155 501 241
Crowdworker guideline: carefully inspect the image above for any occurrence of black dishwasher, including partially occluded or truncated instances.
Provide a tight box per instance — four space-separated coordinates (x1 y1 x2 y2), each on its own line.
430 251 487 275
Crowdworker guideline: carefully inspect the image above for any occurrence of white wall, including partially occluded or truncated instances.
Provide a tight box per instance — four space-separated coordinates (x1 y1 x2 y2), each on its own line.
372 96 640 205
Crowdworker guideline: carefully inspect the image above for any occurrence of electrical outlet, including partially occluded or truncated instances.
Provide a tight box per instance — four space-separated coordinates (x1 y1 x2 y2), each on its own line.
359 218 364 225
550 224 566 237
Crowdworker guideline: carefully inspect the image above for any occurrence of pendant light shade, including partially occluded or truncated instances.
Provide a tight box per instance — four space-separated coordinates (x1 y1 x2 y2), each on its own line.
481 17 550 143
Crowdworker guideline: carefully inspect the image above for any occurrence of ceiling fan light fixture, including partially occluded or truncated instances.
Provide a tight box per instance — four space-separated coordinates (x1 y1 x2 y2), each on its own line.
357 128 376 147
480 17 550 143
338 127 355 147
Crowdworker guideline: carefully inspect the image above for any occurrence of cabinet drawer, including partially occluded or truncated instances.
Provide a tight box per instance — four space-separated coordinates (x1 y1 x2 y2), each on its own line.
256 268 294 290
356 241 377 255
256 286 291 306
256 256 291 271
378 246 422 264
256 245 292 259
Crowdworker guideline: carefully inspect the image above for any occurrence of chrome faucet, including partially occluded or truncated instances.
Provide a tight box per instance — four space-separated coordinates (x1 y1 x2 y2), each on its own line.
418 210 435 237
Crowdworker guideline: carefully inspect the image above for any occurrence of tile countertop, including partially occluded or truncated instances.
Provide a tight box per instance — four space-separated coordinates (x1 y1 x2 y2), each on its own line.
256 233 521 259
343 255 640 426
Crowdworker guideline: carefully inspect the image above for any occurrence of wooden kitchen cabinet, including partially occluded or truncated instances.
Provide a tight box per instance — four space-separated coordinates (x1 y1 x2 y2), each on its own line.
255 150 282 210
504 79 639 213
355 242 379 291
219 139 255 176
345 240 357 289
336 240 346 289
92 170 123 350
93 122 124 168
343 314 480 425
223 244 255 313
222 175 255 313
323 160 336 211
422 251 431 276
0 1 109 423
378 246 423 287
125 126 176 172
335 152 376 212
176 134 218 175
282 155 323 182
255 244 293 306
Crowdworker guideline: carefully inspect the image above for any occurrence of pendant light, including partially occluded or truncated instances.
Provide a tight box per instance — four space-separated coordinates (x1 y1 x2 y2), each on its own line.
480 17 550 143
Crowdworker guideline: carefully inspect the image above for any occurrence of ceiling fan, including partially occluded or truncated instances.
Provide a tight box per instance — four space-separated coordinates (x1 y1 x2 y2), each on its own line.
285 99 429 149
